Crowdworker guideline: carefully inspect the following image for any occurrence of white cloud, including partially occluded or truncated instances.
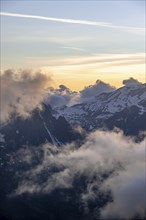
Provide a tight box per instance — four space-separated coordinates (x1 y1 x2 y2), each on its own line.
45 85 78 107
13 130 145 219
45 76 143 107
123 77 142 87
80 80 115 98
101 175 145 219
0 69 52 123
45 79 115 107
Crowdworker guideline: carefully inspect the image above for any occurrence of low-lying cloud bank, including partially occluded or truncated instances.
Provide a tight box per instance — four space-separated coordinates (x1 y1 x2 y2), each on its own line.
0 69 52 123
13 130 145 220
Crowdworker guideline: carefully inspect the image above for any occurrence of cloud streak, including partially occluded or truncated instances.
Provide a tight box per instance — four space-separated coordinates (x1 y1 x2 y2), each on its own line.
60 46 87 52
0 12 145 34
26 53 145 68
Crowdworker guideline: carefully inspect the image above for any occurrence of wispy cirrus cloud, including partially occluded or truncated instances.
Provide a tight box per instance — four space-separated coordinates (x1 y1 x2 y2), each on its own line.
60 46 87 52
25 53 145 67
0 12 145 35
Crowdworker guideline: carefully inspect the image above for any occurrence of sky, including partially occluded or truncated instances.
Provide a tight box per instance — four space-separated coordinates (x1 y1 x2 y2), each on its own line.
0 0 145 90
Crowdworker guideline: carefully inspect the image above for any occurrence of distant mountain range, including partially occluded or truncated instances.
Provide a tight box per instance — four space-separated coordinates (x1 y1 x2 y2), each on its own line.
53 83 146 136
1 83 145 149
0 82 145 151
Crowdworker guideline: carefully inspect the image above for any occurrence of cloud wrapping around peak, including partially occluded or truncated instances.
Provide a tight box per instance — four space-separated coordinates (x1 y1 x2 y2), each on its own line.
13 130 145 219
45 85 78 107
0 69 52 123
45 80 116 107
45 77 143 108
123 77 142 87
80 80 116 98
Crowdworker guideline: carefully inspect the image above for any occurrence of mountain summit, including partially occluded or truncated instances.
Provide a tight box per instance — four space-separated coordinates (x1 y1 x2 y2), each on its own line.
53 83 146 136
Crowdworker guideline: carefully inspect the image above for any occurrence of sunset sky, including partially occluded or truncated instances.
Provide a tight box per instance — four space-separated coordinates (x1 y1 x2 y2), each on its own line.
1 0 145 90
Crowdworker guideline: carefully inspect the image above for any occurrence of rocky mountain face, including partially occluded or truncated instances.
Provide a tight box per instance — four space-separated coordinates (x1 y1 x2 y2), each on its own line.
0 103 81 195
0 103 80 148
53 84 146 136
0 103 82 220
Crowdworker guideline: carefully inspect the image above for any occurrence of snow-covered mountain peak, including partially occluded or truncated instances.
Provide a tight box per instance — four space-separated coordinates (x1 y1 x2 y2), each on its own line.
52 83 146 133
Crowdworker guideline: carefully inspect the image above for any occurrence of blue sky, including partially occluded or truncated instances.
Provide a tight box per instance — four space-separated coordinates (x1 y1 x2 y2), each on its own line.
1 0 145 25
1 0 145 89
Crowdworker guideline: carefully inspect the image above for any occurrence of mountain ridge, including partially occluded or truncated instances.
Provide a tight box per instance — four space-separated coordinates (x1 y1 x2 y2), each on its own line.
52 83 146 135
